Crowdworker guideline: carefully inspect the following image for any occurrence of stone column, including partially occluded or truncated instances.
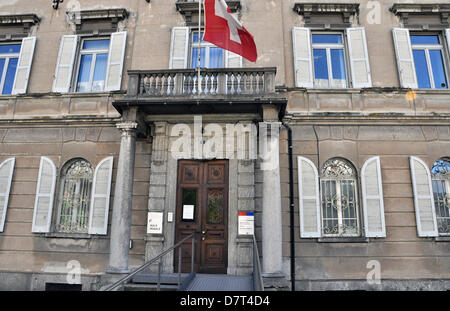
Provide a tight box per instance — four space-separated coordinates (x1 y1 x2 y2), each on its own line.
259 122 283 275
108 121 138 273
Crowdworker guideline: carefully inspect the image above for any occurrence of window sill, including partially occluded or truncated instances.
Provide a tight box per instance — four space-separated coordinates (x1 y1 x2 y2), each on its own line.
435 236 450 242
317 237 369 243
44 232 92 239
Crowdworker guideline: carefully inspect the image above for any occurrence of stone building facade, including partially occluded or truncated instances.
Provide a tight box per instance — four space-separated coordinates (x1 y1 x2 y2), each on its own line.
0 0 449 291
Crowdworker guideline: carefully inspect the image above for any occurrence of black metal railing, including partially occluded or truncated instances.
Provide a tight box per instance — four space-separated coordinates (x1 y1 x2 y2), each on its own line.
102 233 196 291
252 235 264 291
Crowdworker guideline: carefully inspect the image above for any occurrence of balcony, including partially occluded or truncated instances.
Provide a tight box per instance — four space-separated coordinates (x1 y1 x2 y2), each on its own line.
114 67 286 116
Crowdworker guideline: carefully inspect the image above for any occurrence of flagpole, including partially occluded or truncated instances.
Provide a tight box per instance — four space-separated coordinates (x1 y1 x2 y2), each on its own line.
198 0 202 91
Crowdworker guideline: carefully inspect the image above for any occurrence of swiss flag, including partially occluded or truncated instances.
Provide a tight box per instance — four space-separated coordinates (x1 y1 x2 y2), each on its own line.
203 0 257 62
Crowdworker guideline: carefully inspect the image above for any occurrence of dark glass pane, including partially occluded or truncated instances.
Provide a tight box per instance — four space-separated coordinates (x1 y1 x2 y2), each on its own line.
92 53 108 92
182 189 197 206
331 49 347 80
2 58 18 95
313 49 328 80
82 40 110 50
0 44 21 54
182 189 197 222
207 189 224 224
429 50 447 89
76 54 93 92
312 34 343 44
410 35 439 45
413 49 431 88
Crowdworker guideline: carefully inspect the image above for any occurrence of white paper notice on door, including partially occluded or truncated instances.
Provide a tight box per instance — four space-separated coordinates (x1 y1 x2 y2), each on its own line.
182 205 195 220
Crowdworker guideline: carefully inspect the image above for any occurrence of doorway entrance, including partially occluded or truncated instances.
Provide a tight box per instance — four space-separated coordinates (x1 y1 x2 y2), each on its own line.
174 160 229 274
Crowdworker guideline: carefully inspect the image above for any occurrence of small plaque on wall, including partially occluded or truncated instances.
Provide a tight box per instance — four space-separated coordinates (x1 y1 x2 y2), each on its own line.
238 211 254 236
147 212 163 234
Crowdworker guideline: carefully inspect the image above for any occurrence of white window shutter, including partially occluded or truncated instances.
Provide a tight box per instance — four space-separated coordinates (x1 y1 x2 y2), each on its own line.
347 27 372 88
225 50 243 68
361 156 386 238
445 29 450 65
105 31 127 92
169 27 190 69
32 157 57 233
392 28 418 89
12 37 36 95
88 156 113 235
292 27 313 88
298 156 321 238
52 35 78 93
0 158 15 232
409 156 438 237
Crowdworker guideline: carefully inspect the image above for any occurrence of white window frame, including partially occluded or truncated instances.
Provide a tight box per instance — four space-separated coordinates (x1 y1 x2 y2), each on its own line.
190 30 225 69
311 32 349 88
73 37 110 93
410 32 449 89
0 42 21 94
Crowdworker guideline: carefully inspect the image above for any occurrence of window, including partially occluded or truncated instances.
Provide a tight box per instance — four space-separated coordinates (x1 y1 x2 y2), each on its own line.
431 158 450 236
298 156 385 239
190 31 224 69
75 39 110 92
53 32 127 93
0 44 21 95
410 34 448 89
56 159 93 233
320 158 359 237
312 33 348 88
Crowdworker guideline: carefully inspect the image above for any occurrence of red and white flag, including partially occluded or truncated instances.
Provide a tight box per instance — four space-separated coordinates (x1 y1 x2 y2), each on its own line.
203 0 257 62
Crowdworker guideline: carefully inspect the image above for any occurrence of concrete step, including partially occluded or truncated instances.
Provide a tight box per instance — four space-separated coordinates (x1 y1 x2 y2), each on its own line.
186 274 253 291
131 273 189 285
123 283 178 291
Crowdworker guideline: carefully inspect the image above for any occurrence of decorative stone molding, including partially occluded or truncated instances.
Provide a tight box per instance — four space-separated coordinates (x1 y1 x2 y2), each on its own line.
116 121 138 137
293 3 359 26
66 8 128 33
176 0 241 24
390 3 450 28
0 14 40 39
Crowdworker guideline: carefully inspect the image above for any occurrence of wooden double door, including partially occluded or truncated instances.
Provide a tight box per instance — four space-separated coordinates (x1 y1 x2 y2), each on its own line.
174 160 229 274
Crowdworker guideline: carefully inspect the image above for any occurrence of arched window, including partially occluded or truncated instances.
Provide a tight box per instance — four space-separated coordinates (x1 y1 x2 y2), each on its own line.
431 158 450 235
56 159 93 233
320 158 360 237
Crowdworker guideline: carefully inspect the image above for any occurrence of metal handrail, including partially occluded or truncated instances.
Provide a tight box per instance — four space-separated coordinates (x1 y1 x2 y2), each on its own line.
252 235 264 291
103 233 196 291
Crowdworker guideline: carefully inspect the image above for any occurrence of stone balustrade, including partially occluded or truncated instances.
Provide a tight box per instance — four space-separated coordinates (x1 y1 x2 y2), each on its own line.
126 68 277 98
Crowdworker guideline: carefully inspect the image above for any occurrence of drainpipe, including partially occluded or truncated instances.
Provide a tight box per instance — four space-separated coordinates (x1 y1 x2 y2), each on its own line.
282 122 295 291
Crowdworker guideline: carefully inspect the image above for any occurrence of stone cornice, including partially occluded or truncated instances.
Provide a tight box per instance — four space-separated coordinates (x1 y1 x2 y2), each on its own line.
176 0 241 14
390 3 450 15
66 8 128 32
293 3 360 15
293 3 359 25
0 14 40 26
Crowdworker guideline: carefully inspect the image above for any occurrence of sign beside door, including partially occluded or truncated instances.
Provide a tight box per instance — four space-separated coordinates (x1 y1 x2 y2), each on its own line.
238 211 254 236
147 212 163 234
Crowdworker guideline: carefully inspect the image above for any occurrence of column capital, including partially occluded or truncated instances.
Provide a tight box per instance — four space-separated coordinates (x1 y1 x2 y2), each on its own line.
116 121 138 136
